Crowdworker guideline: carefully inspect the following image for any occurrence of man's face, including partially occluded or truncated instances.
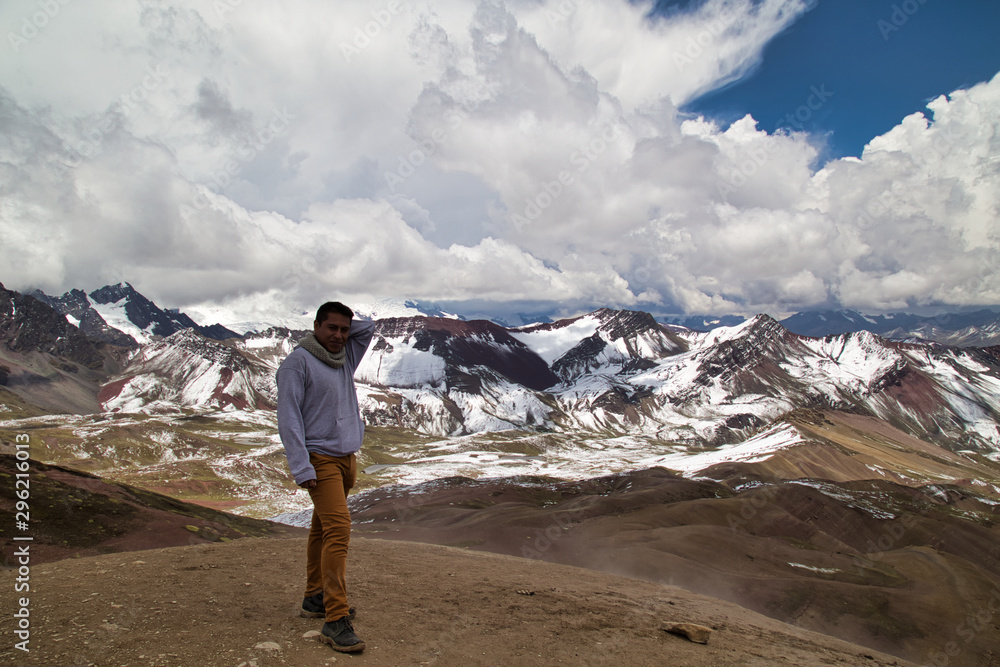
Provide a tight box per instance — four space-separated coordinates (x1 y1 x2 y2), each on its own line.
314 312 351 354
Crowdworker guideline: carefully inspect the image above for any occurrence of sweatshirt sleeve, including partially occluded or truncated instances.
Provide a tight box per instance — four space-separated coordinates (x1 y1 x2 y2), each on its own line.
346 319 376 370
276 353 316 485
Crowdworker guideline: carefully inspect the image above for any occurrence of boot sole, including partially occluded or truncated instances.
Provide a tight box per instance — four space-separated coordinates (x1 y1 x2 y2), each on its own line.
319 633 365 653
300 608 355 620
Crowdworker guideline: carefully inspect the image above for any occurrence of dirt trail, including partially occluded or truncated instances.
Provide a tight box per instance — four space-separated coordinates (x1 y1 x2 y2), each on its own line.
1 536 918 667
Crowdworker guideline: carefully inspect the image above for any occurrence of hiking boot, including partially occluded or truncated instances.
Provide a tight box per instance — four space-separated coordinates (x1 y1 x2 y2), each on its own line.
320 617 365 653
300 592 355 620
300 592 325 618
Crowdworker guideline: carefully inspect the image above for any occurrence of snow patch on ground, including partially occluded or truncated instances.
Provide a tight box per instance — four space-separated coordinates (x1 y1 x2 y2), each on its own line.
653 423 806 473
343 423 807 491
788 480 899 519
788 563 840 574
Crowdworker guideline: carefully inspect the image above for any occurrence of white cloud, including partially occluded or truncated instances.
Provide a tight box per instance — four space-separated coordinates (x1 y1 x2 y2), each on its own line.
0 0 997 324
514 0 814 108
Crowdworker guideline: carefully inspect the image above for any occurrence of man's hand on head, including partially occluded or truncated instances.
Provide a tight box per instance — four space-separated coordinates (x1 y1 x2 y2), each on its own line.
300 479 317 489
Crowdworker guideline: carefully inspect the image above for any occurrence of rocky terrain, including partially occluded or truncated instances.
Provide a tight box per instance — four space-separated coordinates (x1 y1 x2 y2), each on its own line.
31 282 239 345
6 415 999 665
1 535 930 667
0 283 130 415
346 466 1000 665
2 450 994 666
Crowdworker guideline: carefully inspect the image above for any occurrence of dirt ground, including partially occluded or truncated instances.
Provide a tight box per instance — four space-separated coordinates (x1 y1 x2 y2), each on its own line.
0 536 920 667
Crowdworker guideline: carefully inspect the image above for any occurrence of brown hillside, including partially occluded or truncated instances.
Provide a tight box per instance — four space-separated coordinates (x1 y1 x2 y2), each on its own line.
350 467 1000 665
0 454 303 565
0 537 921 666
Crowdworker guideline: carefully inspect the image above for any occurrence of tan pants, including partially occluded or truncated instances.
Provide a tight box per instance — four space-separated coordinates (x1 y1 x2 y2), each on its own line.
304 452 356 622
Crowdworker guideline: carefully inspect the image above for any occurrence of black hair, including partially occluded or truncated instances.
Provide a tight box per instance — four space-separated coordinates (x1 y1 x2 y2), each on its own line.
315 301 354 324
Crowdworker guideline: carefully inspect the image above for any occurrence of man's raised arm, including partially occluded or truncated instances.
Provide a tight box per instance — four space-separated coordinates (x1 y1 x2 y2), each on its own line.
346 319 376 368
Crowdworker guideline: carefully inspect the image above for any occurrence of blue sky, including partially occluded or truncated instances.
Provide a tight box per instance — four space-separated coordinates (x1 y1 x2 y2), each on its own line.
680 0 1000 160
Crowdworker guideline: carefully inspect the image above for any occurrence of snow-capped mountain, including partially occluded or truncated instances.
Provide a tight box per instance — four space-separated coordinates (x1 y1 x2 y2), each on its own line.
351 298 455 322
354 316 558 434
514 308 686 383
662 308 1000 347
617 315 1000 450
778 309 908 337
32 283 240 346
779 308 1000 347
100 329 277 412
28 288 139 349
2 282 107 367
1 282 131 413
182 297 460 336
235 326 309 368
26 280 1000 346
91 307 1000 453
881 315 1000 348
6 278 1000 456
88 283 240 343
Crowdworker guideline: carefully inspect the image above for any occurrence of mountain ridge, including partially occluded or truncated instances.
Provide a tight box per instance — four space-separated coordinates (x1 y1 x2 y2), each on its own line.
31 282 240 346
19 279 1000 345
5 281 999 456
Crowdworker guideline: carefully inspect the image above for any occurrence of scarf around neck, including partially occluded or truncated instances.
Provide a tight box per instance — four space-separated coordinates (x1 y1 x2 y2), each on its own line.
297 333 347 369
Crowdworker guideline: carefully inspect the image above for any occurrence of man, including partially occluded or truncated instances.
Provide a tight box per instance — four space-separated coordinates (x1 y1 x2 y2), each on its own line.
277 301 375 653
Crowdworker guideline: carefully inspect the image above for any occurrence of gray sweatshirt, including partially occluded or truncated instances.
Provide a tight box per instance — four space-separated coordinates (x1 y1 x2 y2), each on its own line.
276 319 376 484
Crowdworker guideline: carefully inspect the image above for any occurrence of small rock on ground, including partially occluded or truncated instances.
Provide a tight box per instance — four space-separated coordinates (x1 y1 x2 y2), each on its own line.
253 641 282 652
663 622 712 644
